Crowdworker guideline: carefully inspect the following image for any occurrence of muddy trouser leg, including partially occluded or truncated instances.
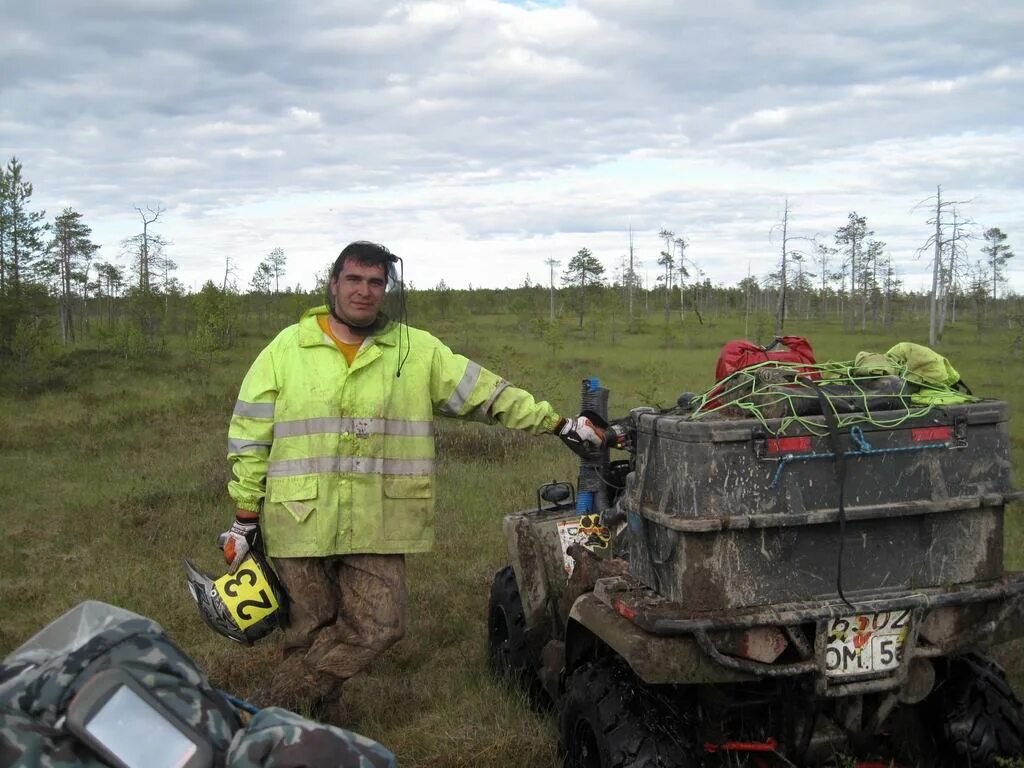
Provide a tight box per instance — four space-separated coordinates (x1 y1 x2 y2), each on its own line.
266 554 407 711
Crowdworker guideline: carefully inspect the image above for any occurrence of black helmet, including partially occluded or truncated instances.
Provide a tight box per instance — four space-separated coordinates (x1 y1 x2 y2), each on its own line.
182 550 289 645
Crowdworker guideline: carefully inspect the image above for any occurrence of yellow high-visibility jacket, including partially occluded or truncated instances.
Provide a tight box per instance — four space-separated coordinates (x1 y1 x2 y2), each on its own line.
228 306 560 557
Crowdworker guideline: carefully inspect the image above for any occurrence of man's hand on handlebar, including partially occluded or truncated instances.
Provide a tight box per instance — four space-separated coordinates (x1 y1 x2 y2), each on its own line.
557 414 606 453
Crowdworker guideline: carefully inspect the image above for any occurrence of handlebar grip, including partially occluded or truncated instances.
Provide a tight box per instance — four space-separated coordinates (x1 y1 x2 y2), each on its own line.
604 423 629 450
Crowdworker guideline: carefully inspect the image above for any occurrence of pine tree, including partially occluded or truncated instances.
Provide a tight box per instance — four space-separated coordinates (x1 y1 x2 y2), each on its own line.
249 261 272 294
561 247 605 328
2 157 46 297
835 212 870 317
266 247 287 294
45 208 99 343
93 261 125 326
0 163 10 294
981 227 1014 300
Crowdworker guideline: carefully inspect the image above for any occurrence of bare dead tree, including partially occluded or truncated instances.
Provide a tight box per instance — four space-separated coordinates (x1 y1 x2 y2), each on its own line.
657 228 675 323
913 186 973 346
223 253 239 293
627 227 636 324
812 242 836 317
774 201 791 335
674 235 689 322
132 204 164 293
944 211 973 326
544 256 560 322
770 200 818 335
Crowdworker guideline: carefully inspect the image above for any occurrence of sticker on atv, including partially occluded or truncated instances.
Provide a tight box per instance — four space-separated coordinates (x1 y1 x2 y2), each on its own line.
823 610 911 677
556 520 590 576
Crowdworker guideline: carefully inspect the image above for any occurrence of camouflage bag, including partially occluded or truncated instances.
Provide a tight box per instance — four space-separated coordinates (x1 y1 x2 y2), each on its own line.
0 601 240 767
0 602 397 768
228 708 396 768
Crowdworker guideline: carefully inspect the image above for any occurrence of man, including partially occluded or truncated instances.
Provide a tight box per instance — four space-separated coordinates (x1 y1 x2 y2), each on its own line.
223 241 603 716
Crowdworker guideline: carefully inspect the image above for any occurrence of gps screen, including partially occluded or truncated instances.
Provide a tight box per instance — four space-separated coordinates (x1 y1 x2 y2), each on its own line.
84 684 199 768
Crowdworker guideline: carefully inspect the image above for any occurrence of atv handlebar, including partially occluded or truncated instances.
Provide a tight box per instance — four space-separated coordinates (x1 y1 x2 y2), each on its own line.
603 422 630 451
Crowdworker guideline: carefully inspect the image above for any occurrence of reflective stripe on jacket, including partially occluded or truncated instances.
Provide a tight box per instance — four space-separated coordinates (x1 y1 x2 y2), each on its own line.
227 306 560 557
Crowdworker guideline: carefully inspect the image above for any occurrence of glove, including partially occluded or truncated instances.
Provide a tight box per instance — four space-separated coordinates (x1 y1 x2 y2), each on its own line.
219 512 259 573
557 413 606 453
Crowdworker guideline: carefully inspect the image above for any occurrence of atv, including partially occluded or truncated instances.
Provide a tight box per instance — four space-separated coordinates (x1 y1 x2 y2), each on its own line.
487 374 1024 767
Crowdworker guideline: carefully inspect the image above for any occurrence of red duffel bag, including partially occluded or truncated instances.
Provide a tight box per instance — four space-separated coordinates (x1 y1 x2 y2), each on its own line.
714 335 817 381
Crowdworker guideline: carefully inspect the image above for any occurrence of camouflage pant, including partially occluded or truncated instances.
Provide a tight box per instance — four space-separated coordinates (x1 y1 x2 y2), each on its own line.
264 553 407 711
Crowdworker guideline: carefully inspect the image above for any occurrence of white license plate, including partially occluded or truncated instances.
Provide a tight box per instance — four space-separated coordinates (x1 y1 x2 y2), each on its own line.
822 610 911 678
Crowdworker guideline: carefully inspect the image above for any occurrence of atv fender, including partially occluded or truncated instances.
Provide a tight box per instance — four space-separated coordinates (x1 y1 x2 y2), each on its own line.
501 508 577 631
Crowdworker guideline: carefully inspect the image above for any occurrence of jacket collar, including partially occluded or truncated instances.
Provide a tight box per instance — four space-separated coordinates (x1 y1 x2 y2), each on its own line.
298 305 399 348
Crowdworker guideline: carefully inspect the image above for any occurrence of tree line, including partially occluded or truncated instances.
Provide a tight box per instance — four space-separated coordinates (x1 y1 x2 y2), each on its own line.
551 197 1014 345
1 157 1019 394
0 157 295 366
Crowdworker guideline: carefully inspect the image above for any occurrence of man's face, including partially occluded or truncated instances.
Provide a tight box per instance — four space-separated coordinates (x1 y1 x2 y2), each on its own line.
330 259 387 326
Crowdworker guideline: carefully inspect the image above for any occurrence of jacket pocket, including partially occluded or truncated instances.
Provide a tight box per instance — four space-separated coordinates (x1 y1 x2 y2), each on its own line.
382 476 434 542
268 476 318 523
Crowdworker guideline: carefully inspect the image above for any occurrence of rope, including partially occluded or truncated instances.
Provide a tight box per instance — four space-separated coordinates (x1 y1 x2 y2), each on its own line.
810 381 854 610
770 438 952 487
688 360 935 436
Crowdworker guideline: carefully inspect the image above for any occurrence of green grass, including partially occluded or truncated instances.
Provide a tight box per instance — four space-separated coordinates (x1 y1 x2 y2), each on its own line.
2 309 1023 766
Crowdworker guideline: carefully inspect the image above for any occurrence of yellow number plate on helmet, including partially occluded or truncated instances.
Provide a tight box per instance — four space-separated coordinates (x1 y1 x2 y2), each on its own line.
214 562 279 630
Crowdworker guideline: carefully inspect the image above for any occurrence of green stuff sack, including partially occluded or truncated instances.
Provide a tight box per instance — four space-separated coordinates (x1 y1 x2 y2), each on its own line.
885 342 962 389
884 342 978 405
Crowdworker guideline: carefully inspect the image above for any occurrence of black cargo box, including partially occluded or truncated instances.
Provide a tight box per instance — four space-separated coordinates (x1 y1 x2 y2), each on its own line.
619 401 1014 611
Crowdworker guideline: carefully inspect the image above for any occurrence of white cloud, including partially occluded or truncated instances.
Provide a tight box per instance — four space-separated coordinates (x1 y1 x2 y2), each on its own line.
1 0 1022 295
287 107 323 126
721 107 794 138
190 121 274 137
217 147 286 160
138 156 201 173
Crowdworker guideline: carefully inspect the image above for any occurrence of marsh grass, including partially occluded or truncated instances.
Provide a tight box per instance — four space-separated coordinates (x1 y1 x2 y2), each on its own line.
2 311 1023 766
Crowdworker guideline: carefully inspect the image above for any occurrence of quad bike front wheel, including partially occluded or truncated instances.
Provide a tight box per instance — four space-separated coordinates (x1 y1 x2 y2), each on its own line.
930 651 1024 767
487 565 534 689
559 658 697 768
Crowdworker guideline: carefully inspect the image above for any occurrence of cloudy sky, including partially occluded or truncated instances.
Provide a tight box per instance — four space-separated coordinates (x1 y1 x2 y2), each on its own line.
3 0 1023 294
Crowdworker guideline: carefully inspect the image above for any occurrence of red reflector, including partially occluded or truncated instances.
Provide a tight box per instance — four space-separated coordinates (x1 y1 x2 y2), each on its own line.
911 426 952 442
766 436 812 454
704 737 778 753
613 599 636 620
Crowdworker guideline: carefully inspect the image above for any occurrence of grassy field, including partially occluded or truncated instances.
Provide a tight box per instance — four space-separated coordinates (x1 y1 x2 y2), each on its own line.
2 309 1022 767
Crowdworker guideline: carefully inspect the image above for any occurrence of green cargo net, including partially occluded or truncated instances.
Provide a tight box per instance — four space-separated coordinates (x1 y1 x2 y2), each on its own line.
687 360 940 437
